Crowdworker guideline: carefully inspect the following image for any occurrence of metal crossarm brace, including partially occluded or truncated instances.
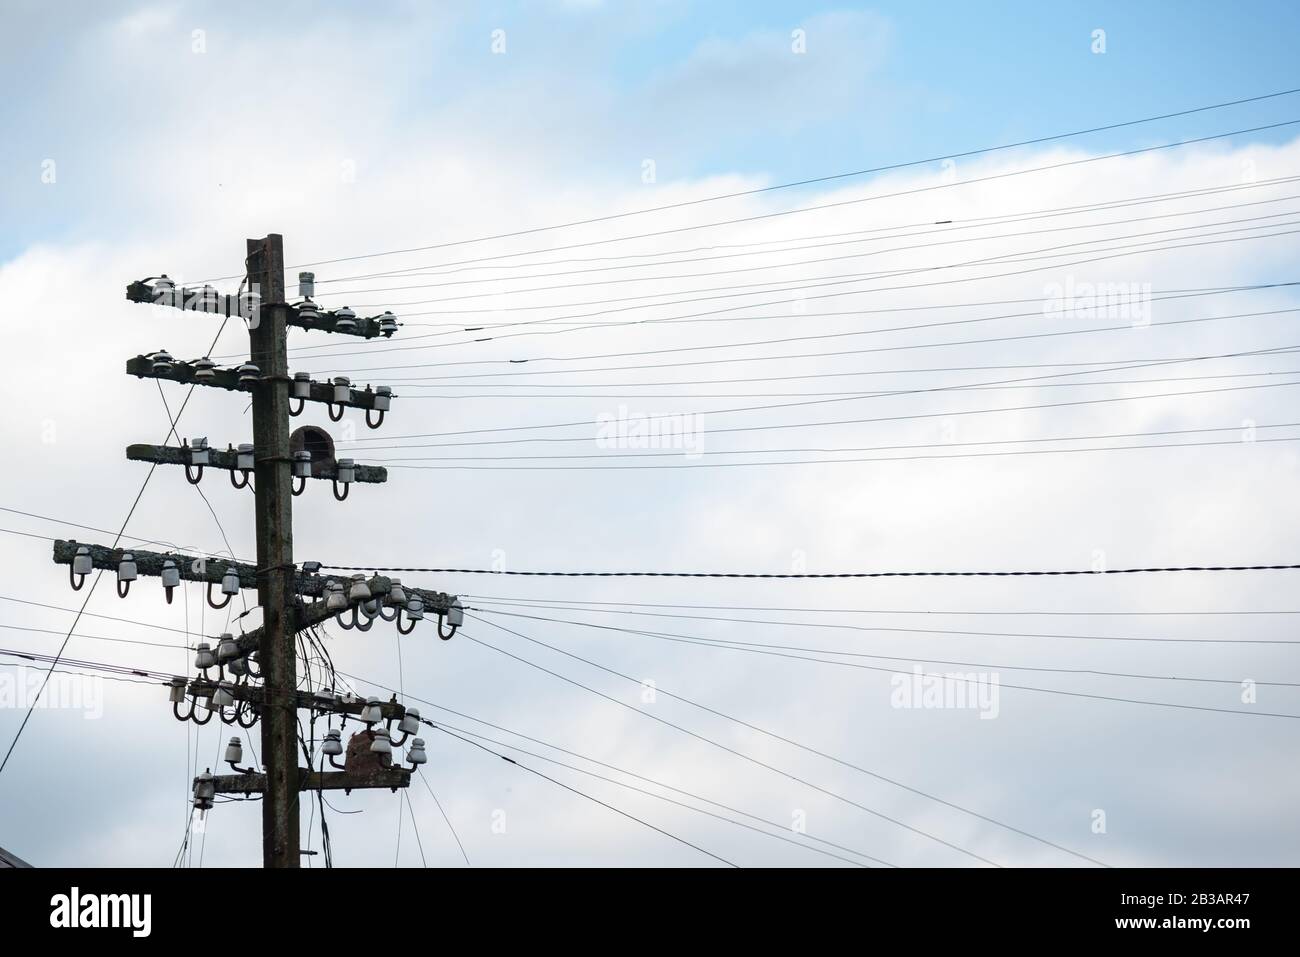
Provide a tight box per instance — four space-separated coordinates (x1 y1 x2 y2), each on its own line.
125 443 388 484
125 355 393 412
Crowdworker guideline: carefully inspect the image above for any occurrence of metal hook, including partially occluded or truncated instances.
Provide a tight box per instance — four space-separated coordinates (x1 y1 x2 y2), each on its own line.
206 581 232 610
116 579 131 599
185 464 204 485
69 565 86 591
388 721 411 748
354 608 374 632
289 397 305 416
365 409 385 429
327 403 345 422
396 610 417 635
332 480 349 501
165 585 175 604
437 615 457 641
292 476 307 496
230 469 252 490
335 606 357 631
378 603 398 622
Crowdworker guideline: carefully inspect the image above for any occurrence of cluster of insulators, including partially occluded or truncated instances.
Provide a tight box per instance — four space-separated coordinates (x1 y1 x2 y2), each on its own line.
70 546 242 608
289 372 392 429
326 575 463 638
292 449 357 501
147 276 255 315
169 633 260 728
179 437 258 490
149 350 261 389
318 697 428 768
296 300 398 338
170 438 358 500
191 700 427 808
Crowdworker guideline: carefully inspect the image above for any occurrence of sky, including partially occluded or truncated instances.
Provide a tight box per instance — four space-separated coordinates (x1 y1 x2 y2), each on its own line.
1 1 1299 868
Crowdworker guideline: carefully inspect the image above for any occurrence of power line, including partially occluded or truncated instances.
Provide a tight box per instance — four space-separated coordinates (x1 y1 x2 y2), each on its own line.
414 769 469 866
315 285 1300 380
418 612 1269 865
373 349 1300 389
0 593 195 635
378 436 1300 471
385 367 1300 401
328 290 1297 386
0 505 233 559
0 621 190 653
432 724 740 867
303 173 1300 290
197 96 1300 281
340 666 899 866
299 230 1300 361
323 560 1300 579
348 377 1300 451
465 601 1300 649
0 313 237 779
461 594 1300 618
465 617 1297 725
468 609 1300 694
423 720 874 867
307 201 1300 305
361 421 1300 462
456 625 1003 866
338 332 1300 444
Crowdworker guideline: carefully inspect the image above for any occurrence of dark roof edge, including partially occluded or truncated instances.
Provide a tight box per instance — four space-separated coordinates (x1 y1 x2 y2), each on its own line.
0 845 32 868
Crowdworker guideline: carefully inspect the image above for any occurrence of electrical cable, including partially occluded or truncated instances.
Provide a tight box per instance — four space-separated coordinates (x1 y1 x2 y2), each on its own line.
378 435 1300 471
466 601 1300 655
414 768 470 866
466 616 1297 722
318 286 1300 382
347 376 1300 451
359 421 1300 464
194 99 1300 282
323 560 1300 580
304 200 1300 305
460 594 1300 618
0 312 237 779
454 627 1005 866
332 667 1085 866
422 721 873 867
431 723 740 867
302 173 1300 290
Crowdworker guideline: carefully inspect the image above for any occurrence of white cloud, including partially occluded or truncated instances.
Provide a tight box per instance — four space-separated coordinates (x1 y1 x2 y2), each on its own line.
0 3 1298 868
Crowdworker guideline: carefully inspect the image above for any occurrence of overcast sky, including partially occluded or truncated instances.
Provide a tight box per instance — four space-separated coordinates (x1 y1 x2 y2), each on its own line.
1 1 1299 868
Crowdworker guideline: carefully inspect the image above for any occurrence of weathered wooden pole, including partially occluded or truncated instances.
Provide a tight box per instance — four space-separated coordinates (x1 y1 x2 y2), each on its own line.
246 234 299 868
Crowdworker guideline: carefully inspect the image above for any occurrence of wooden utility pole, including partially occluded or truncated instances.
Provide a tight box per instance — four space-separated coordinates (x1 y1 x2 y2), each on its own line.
52 235 463 867
246 234 299 867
